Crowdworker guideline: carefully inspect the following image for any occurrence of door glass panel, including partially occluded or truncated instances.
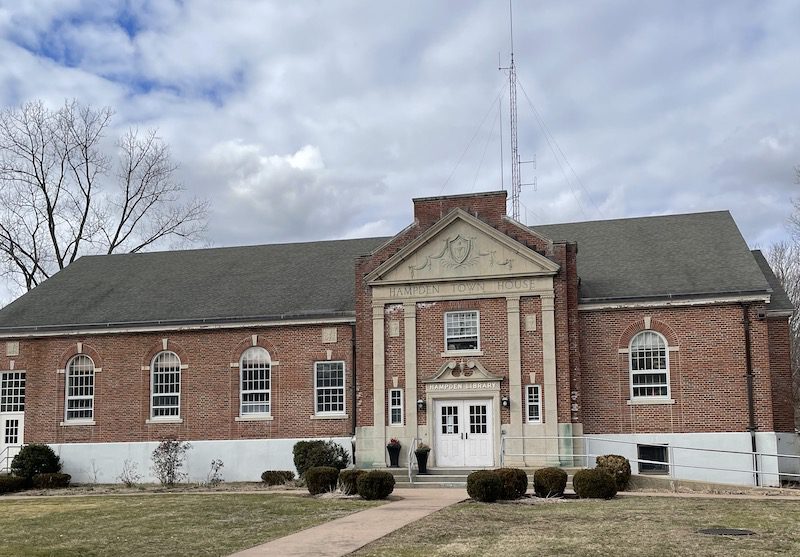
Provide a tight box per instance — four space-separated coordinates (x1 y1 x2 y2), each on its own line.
441 405 459 434
4 419 19 444
469 404 487 434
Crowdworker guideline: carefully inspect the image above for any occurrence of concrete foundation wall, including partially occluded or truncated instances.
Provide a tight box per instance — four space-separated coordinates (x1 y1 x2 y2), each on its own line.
50 436 352 484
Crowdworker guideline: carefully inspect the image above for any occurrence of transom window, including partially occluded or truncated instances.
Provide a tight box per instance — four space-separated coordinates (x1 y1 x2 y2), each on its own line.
389 388 403 426
526 384 542 423
445 311 479 351
0 372 25 412
315 361 345 415
629 331 669 398
240 347 271 415
151 351 181 418
65 355 95 421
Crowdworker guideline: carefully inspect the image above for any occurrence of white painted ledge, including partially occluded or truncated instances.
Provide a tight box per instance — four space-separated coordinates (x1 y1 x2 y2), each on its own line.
310 414 349 420
440 350 484 357
235 415 274 422
627 398 676 406
145 418 184 424
59 420 96 427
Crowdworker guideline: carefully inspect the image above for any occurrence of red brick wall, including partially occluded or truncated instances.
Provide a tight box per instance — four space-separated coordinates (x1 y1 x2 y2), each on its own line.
579 304 783 434
9 324 355 444
767 317 796 432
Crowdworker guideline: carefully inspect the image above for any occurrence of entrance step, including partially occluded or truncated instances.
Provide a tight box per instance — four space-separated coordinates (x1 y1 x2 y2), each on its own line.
377 467 580 489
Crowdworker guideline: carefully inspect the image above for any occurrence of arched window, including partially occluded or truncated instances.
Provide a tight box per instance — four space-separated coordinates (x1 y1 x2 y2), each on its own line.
629 331 670 399
240 347 271 416
65 355 95 421
151 351 181 418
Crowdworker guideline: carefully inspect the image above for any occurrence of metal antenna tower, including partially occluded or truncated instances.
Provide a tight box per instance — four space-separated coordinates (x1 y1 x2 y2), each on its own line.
499 0 521 221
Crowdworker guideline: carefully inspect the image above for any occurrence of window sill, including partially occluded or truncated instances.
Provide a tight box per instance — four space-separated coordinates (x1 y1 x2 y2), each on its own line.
441 350 484 357
145 418 184 424
627 398 675 406
59 420 96 427
235 415 274 422
310 413 349 420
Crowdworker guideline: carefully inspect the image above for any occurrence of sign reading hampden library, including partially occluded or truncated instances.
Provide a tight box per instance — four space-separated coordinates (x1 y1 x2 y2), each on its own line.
0 190 795 487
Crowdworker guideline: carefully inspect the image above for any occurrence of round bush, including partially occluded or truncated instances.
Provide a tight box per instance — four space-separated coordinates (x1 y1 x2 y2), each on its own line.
305 466 340 495
293 441 350 478
261 470 295 486
339 469 366 495
494 468 528 500
0 475 26 494
467 470 502 503
595 454 631 491
533 467 568 498
10 444 61 480
31 472 71 489
356 470 395 500
572 468 617 499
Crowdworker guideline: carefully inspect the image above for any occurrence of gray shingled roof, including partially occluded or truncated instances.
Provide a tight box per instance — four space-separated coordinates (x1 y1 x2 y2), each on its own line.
0 237 387 332
530 211 771 302
751 249 795 312
0 210 784 333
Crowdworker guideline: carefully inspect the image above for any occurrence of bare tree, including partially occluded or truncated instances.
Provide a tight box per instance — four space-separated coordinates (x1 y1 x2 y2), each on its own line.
0 99 207 292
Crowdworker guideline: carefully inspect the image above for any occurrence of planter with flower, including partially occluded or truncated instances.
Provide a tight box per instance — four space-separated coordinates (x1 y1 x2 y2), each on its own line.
386 438 402 467
414 443 431 474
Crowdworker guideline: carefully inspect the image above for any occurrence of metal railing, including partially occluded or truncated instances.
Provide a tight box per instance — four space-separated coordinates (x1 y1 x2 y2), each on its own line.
0 445 21 473
499 434 800 487
407 437 420 484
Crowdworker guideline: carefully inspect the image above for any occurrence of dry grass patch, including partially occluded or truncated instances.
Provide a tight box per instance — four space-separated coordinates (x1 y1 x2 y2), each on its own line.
0 493 380 557
354 496 800 557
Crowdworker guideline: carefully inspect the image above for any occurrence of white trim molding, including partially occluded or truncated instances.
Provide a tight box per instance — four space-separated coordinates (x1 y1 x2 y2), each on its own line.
579 293 770 312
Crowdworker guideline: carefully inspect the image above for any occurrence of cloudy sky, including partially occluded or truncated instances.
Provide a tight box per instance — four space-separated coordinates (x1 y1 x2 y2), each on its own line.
0 0 798 260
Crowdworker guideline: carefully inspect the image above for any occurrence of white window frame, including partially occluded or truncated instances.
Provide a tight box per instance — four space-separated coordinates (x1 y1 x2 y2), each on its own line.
389 388 403 426
0 371 25 412
444 310 480 353
629 331 670 400
65 355 94 422
240 347 271 417
314 361 346 416
150 351 181 419
526 384 542 423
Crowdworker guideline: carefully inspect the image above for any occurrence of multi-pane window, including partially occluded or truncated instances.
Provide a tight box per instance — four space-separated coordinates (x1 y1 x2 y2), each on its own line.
469 404 487 434
526 385 542 423
151 351 181 418
4 419 19 444
315 361 345 415
441 405 459 434
629 331 669 398
638 444 669 474
0 372 25 412
240 347 271 415
445 311 479 351
389 388 403 425
66 355 95 420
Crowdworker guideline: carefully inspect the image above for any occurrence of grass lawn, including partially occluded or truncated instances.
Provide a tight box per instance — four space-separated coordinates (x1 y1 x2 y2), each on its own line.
0 493 380 557
354 496 800 557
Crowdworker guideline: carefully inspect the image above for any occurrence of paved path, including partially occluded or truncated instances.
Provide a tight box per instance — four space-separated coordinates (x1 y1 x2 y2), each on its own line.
228 488 468 557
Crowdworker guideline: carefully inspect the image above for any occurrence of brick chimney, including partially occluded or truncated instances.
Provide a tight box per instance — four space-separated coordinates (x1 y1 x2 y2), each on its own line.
412 191 507 228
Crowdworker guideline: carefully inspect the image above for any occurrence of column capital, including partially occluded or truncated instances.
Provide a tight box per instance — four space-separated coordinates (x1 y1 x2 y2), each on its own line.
403 301 416 317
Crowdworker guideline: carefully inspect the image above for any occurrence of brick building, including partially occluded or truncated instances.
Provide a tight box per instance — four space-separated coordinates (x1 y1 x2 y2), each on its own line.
0 191 796 486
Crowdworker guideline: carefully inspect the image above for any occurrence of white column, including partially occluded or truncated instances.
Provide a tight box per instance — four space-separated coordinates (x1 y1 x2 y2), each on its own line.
372 303 386 454
541 293 559 459
403 302 418 440
506 296 522 437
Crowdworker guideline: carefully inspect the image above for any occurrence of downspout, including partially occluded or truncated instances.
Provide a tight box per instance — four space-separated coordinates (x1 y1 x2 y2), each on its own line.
350 323 358 463
742 303 760 486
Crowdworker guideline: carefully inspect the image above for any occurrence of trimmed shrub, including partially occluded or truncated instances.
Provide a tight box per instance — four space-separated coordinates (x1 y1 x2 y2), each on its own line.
595 454 631 491
31 472 71 489
572 468 617 499
293 440 350 478
305 466 340 495
356 470 395 500
0 475 26 494
494 468 528 500
533 467 568 498
10 444 61 481
466 470 502 503
261 470 295 486
339 469 366 495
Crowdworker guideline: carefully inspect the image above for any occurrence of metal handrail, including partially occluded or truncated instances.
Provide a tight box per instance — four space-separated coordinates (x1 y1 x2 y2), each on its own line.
0 444 21 473
407 438 420 484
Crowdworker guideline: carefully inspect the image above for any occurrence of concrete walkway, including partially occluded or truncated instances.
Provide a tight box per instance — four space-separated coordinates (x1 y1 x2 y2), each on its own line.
228 488 468 557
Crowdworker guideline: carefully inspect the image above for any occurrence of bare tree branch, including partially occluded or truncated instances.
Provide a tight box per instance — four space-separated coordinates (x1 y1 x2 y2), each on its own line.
0 99 207 290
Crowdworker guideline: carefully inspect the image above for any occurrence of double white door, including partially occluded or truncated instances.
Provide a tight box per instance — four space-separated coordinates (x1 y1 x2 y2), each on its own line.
434 399 493 467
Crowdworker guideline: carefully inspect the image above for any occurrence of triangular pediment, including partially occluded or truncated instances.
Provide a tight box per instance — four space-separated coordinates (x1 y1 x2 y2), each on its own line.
366 209 559 284
423 359 504 384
